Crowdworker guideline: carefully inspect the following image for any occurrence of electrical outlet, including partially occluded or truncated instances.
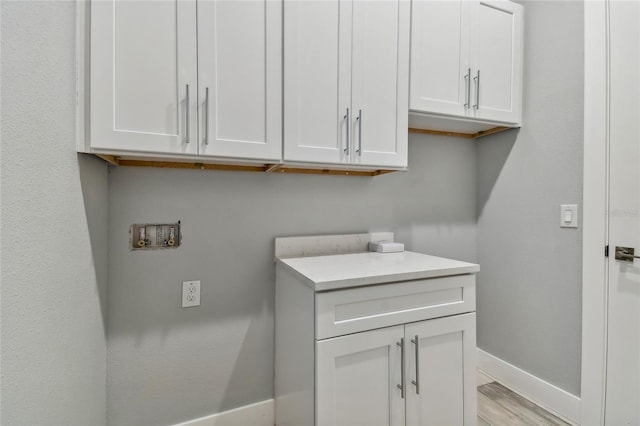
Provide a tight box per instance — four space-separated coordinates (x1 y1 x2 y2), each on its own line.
182 280 201 308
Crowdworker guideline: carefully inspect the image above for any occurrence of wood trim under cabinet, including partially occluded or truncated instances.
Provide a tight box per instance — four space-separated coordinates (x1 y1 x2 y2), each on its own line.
408 126 512 139
88 154 399 177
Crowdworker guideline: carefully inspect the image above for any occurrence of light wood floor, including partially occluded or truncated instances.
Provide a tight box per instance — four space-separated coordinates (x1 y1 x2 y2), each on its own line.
477 371 571 426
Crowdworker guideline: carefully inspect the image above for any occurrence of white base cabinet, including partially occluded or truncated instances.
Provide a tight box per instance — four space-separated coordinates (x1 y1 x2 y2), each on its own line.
275 256 478 426
317 326 406 426
405 314 477 426
316 314 476 426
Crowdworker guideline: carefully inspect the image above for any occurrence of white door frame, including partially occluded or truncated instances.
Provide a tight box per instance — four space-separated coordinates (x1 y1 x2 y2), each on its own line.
581 1 608 424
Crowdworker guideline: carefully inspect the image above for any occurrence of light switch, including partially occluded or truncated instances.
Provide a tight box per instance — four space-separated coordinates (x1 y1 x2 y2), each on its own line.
564 210 573 223
560 204 578 228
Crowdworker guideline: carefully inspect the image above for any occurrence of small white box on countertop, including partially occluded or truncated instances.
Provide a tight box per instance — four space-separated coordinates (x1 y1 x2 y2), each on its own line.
368 241 405 253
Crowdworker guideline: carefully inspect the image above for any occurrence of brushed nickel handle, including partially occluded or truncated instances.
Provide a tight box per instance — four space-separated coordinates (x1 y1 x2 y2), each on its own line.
344 108 350 155
411 335 420 394
473 70 480 110
397 338 405 399
185 84 191 144
615 246 640 261
464 68 471 109
356 109 362 156
204 87 209 145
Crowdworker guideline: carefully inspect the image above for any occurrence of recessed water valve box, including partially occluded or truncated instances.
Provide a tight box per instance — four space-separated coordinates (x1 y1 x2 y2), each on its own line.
130 223 181 250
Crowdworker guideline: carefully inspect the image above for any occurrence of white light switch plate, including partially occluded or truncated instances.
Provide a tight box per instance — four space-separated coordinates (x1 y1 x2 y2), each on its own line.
560 204 578 228
182 280 201 307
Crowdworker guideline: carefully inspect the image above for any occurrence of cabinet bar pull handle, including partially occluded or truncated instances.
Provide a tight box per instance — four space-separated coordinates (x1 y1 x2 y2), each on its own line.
411 335 420 394
344 108 350 155
464 68 471 109
204 87 210 145
397 338 405 399
185 84 191 144
473 70 480 110
356 109 362 155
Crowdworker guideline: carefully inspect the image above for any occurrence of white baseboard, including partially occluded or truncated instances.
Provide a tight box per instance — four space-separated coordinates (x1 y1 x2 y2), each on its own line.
173 351 581 426
175 399 274 426
477 349 580 425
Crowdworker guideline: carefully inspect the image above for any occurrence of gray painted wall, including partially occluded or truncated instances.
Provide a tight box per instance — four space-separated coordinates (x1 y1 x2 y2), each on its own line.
0 1 109 424
106 135 477 425
0 1 584 423
476 0 584 396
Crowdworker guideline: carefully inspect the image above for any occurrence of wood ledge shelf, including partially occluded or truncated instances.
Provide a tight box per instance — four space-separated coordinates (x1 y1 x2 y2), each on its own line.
408 126 513 139
93 154 398 177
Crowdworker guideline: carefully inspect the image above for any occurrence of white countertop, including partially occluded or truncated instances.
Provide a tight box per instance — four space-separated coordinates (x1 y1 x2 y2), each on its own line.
277 251 479 291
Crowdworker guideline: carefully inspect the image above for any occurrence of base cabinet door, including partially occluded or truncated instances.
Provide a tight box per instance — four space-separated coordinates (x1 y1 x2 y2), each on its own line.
316 326 405 426
405 313 477 426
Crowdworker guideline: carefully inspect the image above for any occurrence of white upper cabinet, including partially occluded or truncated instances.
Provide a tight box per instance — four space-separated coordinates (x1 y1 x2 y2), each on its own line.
89 0 409 169
409 0 472 117
351 1 410 168
410 0 523 126
91 0 198 155
284 0 409 168
283 0 348 165
470 0 523 123
90 0 281 161
198 1 282 161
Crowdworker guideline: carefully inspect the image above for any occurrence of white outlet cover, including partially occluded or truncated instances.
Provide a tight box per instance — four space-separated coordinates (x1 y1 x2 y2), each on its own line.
182 280 201 308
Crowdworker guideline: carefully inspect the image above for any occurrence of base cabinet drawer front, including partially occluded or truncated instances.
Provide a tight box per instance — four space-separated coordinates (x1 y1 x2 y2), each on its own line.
405 313 477 426
316 326 406 426
316 275 475 339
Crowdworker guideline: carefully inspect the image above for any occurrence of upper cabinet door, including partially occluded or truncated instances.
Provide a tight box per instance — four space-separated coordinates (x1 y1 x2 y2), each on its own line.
470 0 523 124
409 0 472 117
198 1 282 161
316 325 405 426
283 0 351 164
91 0 198 155
405 313 477 426
351 0 410 168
